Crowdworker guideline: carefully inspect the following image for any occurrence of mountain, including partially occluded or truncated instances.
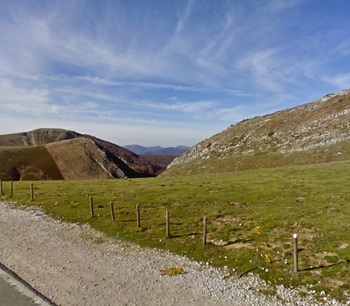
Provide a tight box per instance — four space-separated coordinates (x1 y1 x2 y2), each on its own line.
164 89 350 176
123 145 190 155
0 128 164 180
123 145 163 155
0 129 82 146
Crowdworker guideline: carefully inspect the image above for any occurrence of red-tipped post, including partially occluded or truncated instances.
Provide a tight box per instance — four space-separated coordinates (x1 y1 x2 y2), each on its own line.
293 233 298 273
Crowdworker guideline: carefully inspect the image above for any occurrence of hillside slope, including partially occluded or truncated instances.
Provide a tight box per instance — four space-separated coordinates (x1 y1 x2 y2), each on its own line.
46 138 136 180
0 128 164 180
0 146 64 180
165 89 350 176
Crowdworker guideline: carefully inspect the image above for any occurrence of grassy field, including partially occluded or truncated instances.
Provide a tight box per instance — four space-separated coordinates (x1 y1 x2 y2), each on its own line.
1 161 350 301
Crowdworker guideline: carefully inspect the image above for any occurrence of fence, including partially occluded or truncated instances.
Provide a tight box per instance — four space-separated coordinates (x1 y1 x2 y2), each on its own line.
0 180 301 273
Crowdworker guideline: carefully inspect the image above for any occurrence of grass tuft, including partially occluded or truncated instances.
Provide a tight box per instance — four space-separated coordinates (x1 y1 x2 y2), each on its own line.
160 267 185 276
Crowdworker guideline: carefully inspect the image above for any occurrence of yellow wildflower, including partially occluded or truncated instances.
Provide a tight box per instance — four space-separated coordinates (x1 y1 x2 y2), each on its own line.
253 226 262 235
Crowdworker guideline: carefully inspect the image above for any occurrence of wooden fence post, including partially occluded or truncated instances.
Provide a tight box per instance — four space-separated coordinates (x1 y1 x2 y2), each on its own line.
30 183 34 201
166 210 170 237
10 180 13 197
89 196 94 216
293 233 298 273
136 204 140 228
203 216 207 245
110 201 115 222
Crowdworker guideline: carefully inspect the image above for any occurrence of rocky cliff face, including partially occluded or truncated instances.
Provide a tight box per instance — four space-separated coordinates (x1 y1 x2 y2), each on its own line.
165 89 350 175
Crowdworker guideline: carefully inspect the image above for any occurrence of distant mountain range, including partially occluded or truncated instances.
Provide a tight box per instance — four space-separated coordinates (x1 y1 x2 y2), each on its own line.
123 145 190 155
164 89 350 176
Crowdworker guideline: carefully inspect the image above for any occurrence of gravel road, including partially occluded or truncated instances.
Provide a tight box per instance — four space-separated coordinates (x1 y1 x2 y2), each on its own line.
0 202 344 306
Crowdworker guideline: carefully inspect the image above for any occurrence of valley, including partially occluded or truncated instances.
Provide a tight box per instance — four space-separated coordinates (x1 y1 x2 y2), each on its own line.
1 89 350 303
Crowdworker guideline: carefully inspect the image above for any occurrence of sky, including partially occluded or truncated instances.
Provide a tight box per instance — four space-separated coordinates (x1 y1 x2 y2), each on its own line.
1 0 350 147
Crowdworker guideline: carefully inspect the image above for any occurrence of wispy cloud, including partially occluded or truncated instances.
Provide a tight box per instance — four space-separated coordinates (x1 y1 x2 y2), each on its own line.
139 100 216 114
264 0 305 12
46 75 248 95
238 49 285 93
323 73 350 89
0 78 50 112
212 104 260 123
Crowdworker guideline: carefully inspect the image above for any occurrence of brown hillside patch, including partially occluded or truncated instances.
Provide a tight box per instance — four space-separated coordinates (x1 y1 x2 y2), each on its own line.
0 146 63 180
46 138 111 180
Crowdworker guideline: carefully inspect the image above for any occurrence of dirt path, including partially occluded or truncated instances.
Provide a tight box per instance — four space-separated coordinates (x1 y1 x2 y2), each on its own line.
0 202 339 306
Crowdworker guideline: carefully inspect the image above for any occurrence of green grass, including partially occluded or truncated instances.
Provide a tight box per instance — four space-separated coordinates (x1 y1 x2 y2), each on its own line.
1 161 350 301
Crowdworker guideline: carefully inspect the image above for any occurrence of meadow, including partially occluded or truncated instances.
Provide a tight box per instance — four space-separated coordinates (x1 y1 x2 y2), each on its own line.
1 161 349 301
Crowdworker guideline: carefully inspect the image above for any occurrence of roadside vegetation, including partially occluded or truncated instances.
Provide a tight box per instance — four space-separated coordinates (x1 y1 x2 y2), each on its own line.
1 161 350 301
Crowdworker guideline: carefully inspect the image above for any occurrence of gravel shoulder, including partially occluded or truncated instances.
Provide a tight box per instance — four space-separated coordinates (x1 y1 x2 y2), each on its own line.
0 202 343 306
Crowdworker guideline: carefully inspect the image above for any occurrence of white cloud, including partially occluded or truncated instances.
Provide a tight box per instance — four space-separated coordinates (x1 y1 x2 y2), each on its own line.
211 104 260 123
323 73 350 89
45 74 248 96
195 13 239 70
139 100 216 114
264 0 305 12
0 78 50 112
238 49 284 92
164 0 196 55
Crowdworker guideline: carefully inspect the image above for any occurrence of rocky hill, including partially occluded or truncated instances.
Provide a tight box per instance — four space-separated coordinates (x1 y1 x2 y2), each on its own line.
165 89 350 176
0 128 163 180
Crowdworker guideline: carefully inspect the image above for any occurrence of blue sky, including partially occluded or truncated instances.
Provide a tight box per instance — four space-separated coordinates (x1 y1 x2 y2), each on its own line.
1 0 350 146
